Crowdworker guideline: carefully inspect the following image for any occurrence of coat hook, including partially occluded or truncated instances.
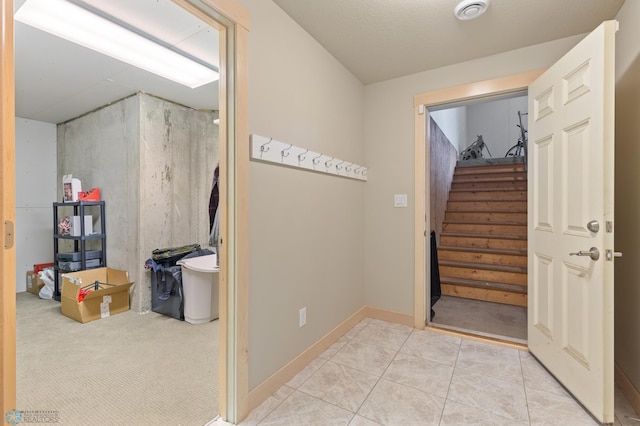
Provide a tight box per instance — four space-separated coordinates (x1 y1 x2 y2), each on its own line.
281 144 293 162
298 148 309 165
362 169 368 177
260 138 273 158
335 159 346 171
312 153 323 169
354 166 362 175
324 157 334 170
345 163 353 173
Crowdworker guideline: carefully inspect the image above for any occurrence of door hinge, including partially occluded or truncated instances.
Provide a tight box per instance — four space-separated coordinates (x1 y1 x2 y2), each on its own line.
4 220 14 249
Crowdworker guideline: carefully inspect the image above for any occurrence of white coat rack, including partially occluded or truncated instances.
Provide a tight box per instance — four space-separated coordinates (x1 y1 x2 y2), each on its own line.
250 134 368 181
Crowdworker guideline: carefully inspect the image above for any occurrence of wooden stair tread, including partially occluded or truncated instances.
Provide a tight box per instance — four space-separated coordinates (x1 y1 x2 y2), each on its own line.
449 188 527 192
443 220 527 226
441 232 527 240
439 259 527 274
453 174 527 182
437 245 527 256
440 276 528 294
447 210 527 213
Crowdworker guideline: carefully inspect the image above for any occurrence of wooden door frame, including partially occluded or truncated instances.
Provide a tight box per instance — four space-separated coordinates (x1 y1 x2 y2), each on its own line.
412 70 544 329
1 0 250 423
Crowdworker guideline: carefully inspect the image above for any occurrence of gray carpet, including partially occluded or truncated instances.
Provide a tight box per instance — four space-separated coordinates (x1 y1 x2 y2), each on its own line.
16 292 218 426
431 295 527 341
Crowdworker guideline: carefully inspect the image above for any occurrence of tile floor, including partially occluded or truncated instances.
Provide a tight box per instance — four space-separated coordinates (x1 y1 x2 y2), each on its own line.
235 318 638 426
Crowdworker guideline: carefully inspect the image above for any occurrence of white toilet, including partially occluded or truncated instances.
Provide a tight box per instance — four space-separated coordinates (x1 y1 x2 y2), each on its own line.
178 253 219 324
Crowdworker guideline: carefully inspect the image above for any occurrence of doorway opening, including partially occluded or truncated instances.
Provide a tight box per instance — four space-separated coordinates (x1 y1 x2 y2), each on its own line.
429 93 529 343
412 69 544 341
3 0 250 423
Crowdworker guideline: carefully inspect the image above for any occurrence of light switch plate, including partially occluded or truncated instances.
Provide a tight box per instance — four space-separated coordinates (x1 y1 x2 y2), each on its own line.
394 194 408 208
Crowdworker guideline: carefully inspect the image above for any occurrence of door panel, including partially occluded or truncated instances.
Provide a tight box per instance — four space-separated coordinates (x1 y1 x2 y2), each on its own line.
528 20 616 424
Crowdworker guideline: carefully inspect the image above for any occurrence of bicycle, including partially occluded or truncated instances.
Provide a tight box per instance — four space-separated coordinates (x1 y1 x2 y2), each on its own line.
505 111 528 159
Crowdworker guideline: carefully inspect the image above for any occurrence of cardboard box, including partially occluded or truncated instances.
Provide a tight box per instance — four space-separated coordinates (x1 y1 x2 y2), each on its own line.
61 268 134 323
26 271 44 295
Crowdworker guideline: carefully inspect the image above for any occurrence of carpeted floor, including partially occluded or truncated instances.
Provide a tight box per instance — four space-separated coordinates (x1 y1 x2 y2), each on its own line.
431 295 528 342
16 292 218 426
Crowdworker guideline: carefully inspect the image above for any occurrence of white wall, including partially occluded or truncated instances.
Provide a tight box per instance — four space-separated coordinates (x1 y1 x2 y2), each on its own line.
15 117 56 292
614 0 640 398
363 34 585 316
239 0 366 389
429 106 467 153
465 95 528 158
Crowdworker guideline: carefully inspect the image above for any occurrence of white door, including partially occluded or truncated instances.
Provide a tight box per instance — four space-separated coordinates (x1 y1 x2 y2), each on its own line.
528 20 616 424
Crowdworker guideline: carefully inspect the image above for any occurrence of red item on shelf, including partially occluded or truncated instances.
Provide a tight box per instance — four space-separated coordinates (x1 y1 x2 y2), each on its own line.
78 188 101 201
34 263 54 273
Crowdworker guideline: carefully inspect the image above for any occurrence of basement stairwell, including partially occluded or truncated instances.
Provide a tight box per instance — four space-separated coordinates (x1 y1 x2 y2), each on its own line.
437 158 527 307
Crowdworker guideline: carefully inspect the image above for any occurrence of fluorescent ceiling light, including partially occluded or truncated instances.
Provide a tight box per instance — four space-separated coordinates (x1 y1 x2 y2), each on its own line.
15 0 218 89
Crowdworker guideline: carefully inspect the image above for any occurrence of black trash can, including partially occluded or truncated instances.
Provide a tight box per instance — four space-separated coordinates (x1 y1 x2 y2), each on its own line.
146 244 212 320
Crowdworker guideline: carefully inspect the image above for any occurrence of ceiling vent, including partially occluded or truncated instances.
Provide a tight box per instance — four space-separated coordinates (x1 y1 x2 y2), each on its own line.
454 0 490 20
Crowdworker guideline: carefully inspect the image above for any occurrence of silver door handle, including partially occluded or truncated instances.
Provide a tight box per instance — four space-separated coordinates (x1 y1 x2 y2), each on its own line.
570 247 600 261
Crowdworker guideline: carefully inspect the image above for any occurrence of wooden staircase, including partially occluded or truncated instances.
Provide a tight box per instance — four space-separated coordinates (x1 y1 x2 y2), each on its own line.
438 159 528 307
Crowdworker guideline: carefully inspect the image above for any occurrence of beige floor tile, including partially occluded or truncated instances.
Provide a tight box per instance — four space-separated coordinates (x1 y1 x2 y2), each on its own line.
238 385 294 426
299 361 379 412
352 320 412 351
357 378 445 426
455 339 524 384
319 335 351 360
615 385 640 426
259 390 354 426
447 370 529 423
286 356 327 388
440 399 528 425
400 329 461 366
331 340 396 376
344 318 372 340
519 351 568 397
348 415 382 425
525 387 598 425
382 352 454 399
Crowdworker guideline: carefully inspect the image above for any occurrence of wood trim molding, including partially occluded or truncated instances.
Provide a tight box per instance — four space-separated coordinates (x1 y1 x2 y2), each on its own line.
1 0 17 421
365 306 414 327
615 363 640 416
248 307 368 411
234 23 250 422
247 306 413 412
414 105 426 330
413 70 543 331
414 69 545 108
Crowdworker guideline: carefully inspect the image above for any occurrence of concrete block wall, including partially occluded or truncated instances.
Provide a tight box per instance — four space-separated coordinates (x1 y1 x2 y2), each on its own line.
57 93 218 312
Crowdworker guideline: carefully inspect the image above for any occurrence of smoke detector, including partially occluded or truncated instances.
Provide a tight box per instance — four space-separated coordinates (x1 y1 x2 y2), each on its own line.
454 0 490 20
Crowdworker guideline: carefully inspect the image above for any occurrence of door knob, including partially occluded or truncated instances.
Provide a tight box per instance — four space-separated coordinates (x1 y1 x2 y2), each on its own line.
587 220 599 233
570 247 600 261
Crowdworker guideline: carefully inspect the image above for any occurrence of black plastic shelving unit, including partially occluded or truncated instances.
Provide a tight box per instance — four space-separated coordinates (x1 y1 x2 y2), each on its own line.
52 201 107 301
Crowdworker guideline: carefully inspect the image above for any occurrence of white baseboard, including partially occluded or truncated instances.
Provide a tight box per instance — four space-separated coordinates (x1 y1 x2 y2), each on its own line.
615 362 640 416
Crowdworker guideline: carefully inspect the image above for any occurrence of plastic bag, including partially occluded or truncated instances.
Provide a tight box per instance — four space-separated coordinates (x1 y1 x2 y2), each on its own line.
38 268 55 299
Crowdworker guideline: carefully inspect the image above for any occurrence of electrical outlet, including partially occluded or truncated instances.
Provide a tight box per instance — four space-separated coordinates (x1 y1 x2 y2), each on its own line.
299 307 306 327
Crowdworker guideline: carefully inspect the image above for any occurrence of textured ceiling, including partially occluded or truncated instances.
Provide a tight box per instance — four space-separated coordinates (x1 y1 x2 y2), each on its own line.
273 0 625 84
